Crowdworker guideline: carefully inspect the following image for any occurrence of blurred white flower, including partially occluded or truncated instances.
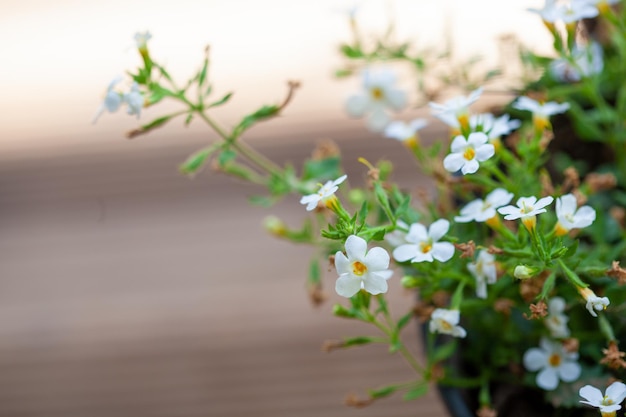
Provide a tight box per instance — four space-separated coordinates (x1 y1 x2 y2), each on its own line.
579 287 610 317
580 381 626 415
124 83 144 118
429 88 482 131
523 337 581 391
429 308 467 338
300 175 347 211
555 193 596 235
550 42 604 82
134 31 152 49
455 188 514 223
468 250 497 299
545 297 570 338
385 220 409 247
334 235 393 298
512 96 569 131
92 76 124 124
392 219 454 263
345 68 407 132
530 0 598 23
384 119 428 147
443 132 495 175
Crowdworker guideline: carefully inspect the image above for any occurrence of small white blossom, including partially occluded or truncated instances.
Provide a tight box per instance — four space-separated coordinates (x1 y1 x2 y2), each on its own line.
555 193 596 234
92 76 124 124
429 308 467 338
470 113 521 142
529 0 599 23
429 88 483 130
392 219 455 263
528 0 562 23
513 96 570 131
545 297 570 338
124 83 144 118
345 68 407 132
580 381 626 415
300 175 347 211
443 132 495 175
579 287 610 317
334 235 393 298
134 31 152 49
523 337 581 391
550 42 604 83
384 119 428 145
455 188 514 223
385 220 409 247
468 250 497 299
514 265 538 279
498 196 554 221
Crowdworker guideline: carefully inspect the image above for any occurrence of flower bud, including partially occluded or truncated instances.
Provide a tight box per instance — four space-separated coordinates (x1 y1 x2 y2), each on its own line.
514 265 539 279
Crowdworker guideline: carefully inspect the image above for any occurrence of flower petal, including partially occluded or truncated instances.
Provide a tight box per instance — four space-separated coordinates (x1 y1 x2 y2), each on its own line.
428 219 450 241
406 223 428 243
345 93 369 117
334 252 350 275
443 153 466 173
461 159 480 175
386 89 407 111
537 368 559 390
579 385 603 405
367 109 390 132
607 381 626 404
535 196 554 210
450 135 468 153
557 362 581 382
335 275 362 298
393 244 418 262
486 188 514 207
474 144 495 162
523 348 547 371
467 132 488 147
431 242 455 262
364 247 390 271
363 273 389 295
345 235 368 261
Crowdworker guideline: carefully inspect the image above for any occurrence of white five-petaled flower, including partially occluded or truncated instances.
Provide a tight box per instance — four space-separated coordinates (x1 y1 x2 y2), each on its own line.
513 96 570 131
92 76 124 124
555 193 596 235
334 235 393 298
498 195 554 230
455 188 514 223
384 119 428 147
134 31 152 49
580 381 626 415
443 132 495 175
429 88 483 131
523 337 581 391
545 297 570 338
470 113 521 143
392 219 455 263
300 174 347 211
345 68 407 132
124 83 144 118
429 308 467 338
529 0 599 23
550 41 604 83
468 250 497 299
579 287 610 317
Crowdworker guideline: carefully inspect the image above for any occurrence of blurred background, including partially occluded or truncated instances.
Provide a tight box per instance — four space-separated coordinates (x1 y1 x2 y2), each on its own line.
1 1 549 416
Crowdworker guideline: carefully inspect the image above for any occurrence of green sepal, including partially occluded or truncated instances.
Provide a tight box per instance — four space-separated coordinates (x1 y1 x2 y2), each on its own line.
207 92 233 109
217 149 237 167
234 104 280 136
179 145 219 175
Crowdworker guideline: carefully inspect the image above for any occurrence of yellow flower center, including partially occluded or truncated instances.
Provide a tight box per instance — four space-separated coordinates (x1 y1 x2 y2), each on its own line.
602 396 615 406
371 87 384 101
548 353 561 367
463 147 476 161
420 242 432 254
352 261 367 276
438 319 453 332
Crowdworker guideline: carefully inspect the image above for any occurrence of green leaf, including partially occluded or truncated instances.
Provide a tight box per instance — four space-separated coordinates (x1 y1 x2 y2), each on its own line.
343 336 376 347
248 195 276 207
235 104 280 135
218 149 237 167
198 58 209 87
302 156 341 181
184 113 194 126
333 304 357 319
179 145 219 175
207 92 233 109
374 182 394 222
308 258 320 286
127 115 175 138
563 240 579 258
396 312 412 331
368 385 399 399
403 384 428 401
339 44 363 58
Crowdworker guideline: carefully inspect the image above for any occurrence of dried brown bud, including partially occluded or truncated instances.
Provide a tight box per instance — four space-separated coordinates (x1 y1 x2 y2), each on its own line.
607 261 626 285
413 301 435 323
477 405 498 417
539 170 555 196
538 130 554 151
572 189 588 206
432 291 450 308
519 271 549 302
328 254 336 271
601 341 626 370
562 338 579 353
311 139 340 160
454 241 476 259
345 393 374 408
321 339 344 353
610 207 626 229
585 172 617 193
308 284 327 307
561 166 580 193
488 245 504 255
494 298 514 316
524 301 548 320
430 363 446 381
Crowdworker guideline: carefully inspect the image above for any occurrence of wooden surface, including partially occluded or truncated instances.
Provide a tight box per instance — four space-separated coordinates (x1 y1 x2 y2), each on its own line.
0 118 450 417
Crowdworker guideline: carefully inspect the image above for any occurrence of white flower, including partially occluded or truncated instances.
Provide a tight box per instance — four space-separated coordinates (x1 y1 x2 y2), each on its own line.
429 308 467 338
529 0 599 23
468 250 497 299
497 196 554 220
384 119 428 145
392 219 454 263
550 42 604 83
579 287 610 317
334 235 393 298
455 188 514 223
580 381 626 414
300 174 347 211
134 31 152 49
523 337 581 391
512 96 570 131
429 88 483 130
124 82 144 118
528 0 562 23
345 68 407 132
555 193 596 235
385 220 409 247
443 132 495 175
92 76 124 124
545 297 570 338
